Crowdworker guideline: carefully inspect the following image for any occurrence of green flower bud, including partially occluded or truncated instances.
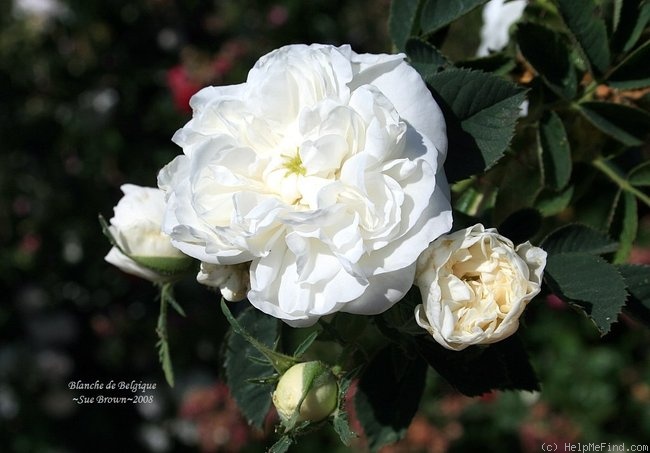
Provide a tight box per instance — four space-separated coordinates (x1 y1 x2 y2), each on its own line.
272 361 338 423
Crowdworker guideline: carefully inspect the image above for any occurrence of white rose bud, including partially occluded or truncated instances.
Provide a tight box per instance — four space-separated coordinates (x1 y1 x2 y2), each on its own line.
196 262 250 302
272 361 338 423
415 224 547 351
105 184 192 282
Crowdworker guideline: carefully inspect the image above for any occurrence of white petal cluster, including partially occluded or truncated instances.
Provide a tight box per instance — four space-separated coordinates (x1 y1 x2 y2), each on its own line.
415 224 546 350
158 44 452 326
197 262 250 302
477 0 527 57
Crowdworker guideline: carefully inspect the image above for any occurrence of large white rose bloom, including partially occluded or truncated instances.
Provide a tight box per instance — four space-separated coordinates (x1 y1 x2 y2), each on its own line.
158 43 452 327
415 224 546 350
105 184 191 283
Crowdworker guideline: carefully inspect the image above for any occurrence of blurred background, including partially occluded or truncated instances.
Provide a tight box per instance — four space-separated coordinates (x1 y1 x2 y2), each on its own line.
1 0 649 452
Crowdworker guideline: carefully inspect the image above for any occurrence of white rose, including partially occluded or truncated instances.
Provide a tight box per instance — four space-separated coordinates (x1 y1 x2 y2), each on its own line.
105 184 192 283
415 224 546 351
272 361 338 423
477 0 526 57
197 262 250 302
158 43 452 326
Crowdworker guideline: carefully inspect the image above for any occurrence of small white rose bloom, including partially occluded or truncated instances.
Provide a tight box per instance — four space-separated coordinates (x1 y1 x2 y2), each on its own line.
415 224 546 351
159 43 452 326
196 262 250 302
272 361 338 423
477 0 527 57
105 184 190 283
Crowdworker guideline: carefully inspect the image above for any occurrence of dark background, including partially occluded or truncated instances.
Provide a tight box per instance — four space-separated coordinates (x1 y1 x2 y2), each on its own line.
1 0 649 452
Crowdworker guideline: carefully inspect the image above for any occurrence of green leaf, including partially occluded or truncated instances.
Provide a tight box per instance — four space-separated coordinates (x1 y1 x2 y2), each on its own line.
612 0 650 53
516 22 578 99
379 286 426 337
541 223 619 255
538 111 572 190
618 264 650 327
611 190 638 263
535 186 575 216
555 0 611 75
269 435 293 453
333 409 357 446
458 52 517 75
579 101 650 147
419 0 489 35
292 331 319 358
492 149 543 224
332 367 360 446
611 0 624 32
427 68 527 182
417 334 540 397
405 38 450 78
629 161 650 187
618 264 650 309
608 40 650 90
544 253 628 334
224 306 281 428
355 347 427 451
389 0 422 51
497 208 542 245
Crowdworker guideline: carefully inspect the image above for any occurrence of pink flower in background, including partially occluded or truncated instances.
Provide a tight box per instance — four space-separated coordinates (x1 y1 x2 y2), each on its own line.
167 65 202 114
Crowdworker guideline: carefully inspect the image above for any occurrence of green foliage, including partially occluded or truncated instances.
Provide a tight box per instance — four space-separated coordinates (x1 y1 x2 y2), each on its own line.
418 335 540 396
405 37 451 76
427 68 527 181
419 0 489 35
554 0 611 75
354 346 427 451
611 0 650 52
332 369 359 446
538 111 572 191
544 253 628 334
619 264 650 309
223 305 282 428
629 161 650 186
578 102 650 147
608 40 650 89
388 0 421 50
611 190 638 263
516 22 578 99
541 224 619 255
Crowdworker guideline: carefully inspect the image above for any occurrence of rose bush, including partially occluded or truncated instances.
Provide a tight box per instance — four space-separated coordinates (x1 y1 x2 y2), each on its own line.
104 184 192 282
158 43 452 326
414 224 546 350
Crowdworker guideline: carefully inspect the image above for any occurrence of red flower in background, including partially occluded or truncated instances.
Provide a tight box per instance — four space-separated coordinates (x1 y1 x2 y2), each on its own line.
166 40 249 114
166 65 202 114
